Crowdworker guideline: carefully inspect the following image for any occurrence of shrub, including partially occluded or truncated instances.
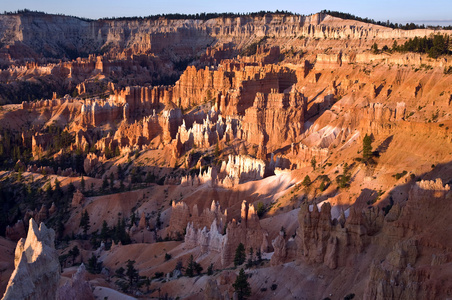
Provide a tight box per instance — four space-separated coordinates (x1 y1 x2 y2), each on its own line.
164 253 172 261
392 170 407 180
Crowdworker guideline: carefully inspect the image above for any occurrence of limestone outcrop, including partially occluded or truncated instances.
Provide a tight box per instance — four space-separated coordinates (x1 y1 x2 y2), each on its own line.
2 219 60 300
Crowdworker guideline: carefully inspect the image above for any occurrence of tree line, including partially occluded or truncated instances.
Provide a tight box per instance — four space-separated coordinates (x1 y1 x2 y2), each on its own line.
321 10 452 30
101 10 299 22
2 9 299 22
371 34 451 59
393 34 450 58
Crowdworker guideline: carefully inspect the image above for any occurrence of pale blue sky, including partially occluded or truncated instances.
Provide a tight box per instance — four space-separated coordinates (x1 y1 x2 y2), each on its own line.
3 0 452 25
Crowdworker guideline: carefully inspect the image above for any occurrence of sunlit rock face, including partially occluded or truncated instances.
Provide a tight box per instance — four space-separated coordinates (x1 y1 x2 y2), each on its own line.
2 219 60 300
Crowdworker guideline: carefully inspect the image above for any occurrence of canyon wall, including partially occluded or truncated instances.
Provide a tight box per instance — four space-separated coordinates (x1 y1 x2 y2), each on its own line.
1 13 449 61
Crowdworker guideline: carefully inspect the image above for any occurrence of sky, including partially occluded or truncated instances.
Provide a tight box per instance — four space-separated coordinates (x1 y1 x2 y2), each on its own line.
3 0 452 26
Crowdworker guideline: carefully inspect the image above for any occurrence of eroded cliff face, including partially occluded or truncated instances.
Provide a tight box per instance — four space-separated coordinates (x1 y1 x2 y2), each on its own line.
2 218 60 300
1 13 449 60
363 180 452 300
264 179 452 300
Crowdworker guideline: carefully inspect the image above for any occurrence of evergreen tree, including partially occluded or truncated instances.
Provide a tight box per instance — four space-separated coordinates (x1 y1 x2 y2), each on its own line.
194 260 203 275
234 243 246 267
114 145 121 157
256 202 266 219
101 176 108 192
68 245 79 264
362 134 373 162
100 220 109 242
246 247 254 268
117 164 122 178
185 255 195 277
337 163 351 188
53 178 63 200
115 266 125 278
145 172 154 184
130 211 136 227
256 249 262 263
319 180 326 192
87 254 102 274
371 42 379 53
67 181 75 195
80 175 85 192
233 268 251 300
80 210 90 236
302 175 311 187
207 263 214 275
109 172 115 191
311 156 317 170
126 260 139 290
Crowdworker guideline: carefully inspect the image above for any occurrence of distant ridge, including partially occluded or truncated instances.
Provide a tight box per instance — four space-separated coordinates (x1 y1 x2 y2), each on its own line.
3 8 452 30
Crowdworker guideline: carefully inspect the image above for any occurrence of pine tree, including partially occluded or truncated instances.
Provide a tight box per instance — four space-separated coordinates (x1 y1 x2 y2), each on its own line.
80 210 90 236
233 268 251 300
256 249 262 262
311 156 317 170
80 175 85 192
319 180 326 192
126 260 139 291
100 220 109 242
302 175 311 187
53 178 63 200
101 176 108 192
68 246 79 264
186 255 195 277
371 42 379 54
109 172 115 191
117 164 123 180
362 134 373 162
256 202 266 219
194 260 203 275
246 247 254 268
87 254 102 274
234 243 246 267
207 263 214 275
